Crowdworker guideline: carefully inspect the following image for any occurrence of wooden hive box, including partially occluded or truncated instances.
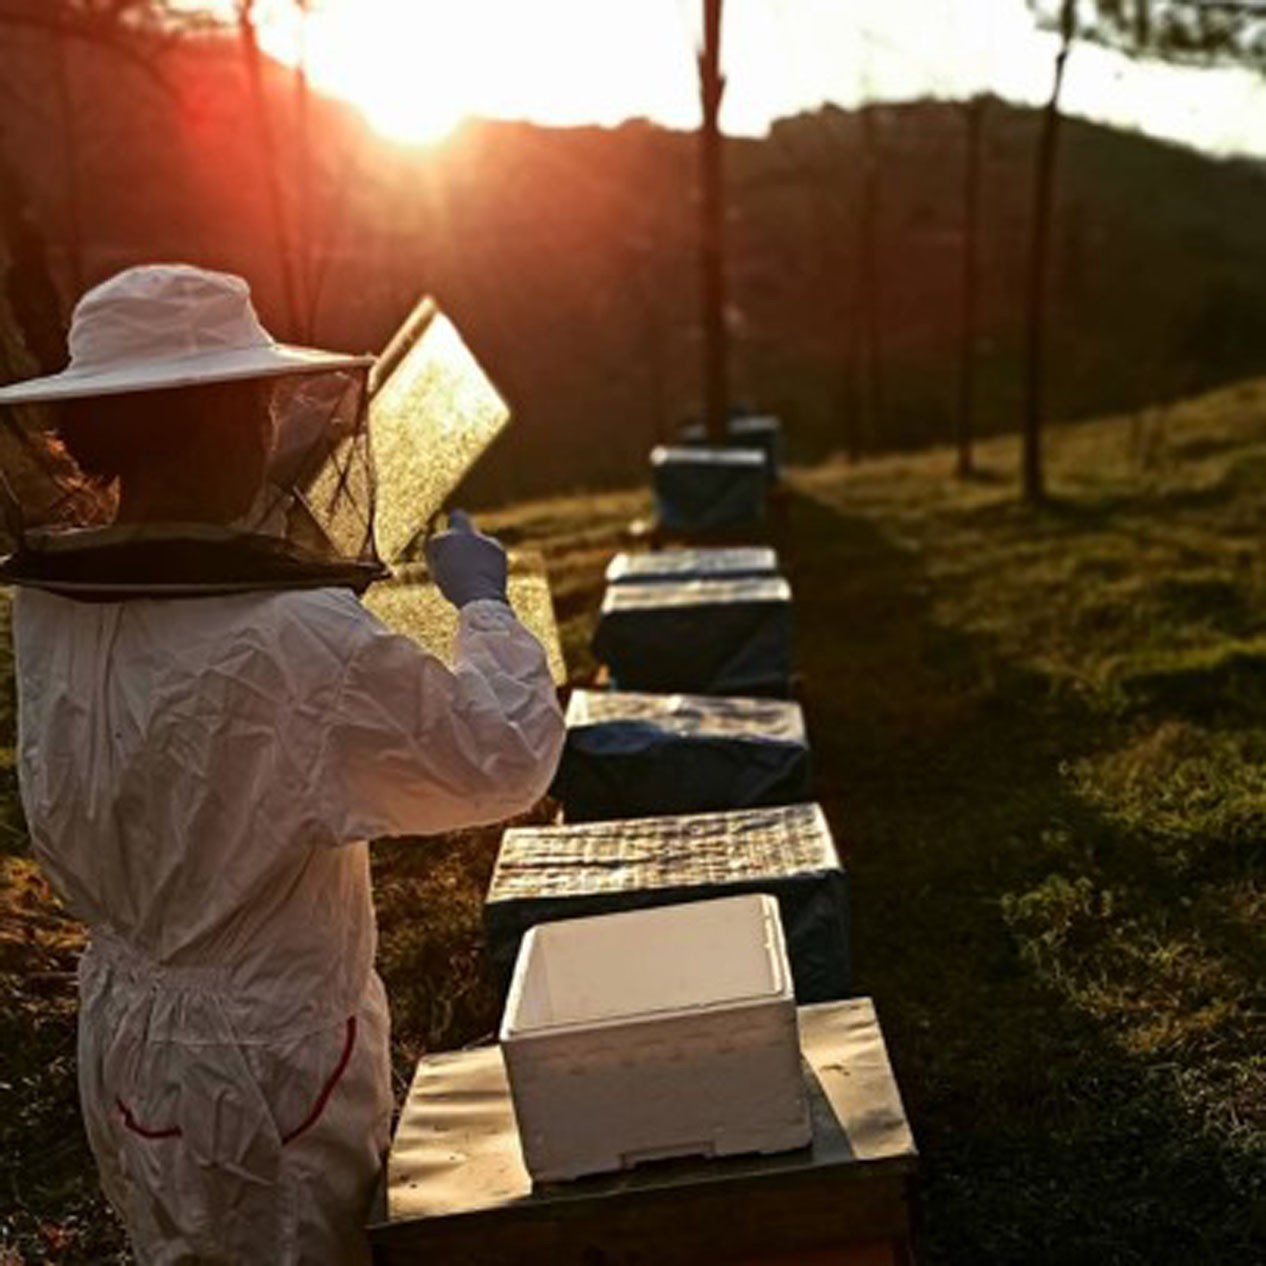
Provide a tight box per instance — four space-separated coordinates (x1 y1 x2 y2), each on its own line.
592 575 793 697
554 689 811 822
369 999 917 1265
484 803 849 1004
651 445 768 536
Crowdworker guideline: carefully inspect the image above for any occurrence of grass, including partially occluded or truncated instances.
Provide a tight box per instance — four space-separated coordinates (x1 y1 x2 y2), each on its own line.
789 381 1266 1262
2 383 1265 1261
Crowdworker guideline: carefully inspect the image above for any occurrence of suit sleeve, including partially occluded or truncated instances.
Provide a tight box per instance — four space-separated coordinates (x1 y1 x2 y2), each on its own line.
324 598 564 840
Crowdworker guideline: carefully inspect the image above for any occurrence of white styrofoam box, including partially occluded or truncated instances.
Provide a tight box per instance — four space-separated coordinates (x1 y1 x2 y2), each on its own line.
500 893 812 1183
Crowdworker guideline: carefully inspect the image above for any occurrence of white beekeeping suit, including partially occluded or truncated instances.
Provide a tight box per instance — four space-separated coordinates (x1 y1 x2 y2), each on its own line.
14 586 562 1263
0 265 566 1264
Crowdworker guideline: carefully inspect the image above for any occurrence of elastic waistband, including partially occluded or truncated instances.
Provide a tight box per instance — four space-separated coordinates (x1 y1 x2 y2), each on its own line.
84 929 234 993
79 931 381 1044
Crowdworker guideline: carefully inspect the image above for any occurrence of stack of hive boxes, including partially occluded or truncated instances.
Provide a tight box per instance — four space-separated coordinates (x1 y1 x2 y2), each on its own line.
476 412 860 1184
374 413 917 1266
488 420 848 1008
488 525 851 1006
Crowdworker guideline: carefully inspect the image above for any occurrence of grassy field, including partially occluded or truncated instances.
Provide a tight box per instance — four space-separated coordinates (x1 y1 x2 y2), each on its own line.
2 383 1264 1262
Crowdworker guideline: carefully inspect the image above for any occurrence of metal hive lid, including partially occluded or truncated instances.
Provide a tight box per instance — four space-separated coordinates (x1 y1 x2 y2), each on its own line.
565 689 806 743
600 576 792 613
366 297 510 563
606 547 779 584
651 445 767 468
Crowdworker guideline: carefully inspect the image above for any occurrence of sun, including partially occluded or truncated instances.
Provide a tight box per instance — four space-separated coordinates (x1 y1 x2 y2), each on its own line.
291 0 477 145
333 62 470 146
263 0 702 146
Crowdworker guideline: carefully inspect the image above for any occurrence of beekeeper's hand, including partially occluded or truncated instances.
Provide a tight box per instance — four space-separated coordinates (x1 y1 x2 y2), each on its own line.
424 509 509 608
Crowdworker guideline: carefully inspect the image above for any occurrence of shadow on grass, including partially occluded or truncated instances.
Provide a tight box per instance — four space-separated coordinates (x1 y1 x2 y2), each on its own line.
775 488 1263 1265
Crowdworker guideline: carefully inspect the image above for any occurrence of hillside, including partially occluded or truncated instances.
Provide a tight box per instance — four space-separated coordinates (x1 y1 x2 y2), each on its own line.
2 378 1265 1261
3 26 1266 500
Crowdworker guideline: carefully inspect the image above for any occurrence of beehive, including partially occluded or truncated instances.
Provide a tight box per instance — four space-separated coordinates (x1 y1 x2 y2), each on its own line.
592 575 793 696
679 414 785 483
486 802 850 1003
650 445 767 535
501 895 811 1183
554 689 810 821
372 997 919 1265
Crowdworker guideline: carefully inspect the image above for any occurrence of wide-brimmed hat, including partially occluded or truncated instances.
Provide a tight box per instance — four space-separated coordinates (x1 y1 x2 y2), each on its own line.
0 263 374 406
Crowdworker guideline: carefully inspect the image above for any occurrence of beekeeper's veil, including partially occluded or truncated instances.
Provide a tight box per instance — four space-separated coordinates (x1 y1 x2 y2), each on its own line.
0 264 382 597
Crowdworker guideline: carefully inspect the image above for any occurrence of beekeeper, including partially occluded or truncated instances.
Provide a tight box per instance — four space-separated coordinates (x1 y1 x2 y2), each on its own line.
0 264 565 1263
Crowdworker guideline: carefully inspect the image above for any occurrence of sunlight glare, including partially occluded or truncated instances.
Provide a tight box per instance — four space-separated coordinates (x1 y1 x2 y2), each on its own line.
261 0 1266 159
300 0 475 144
270 0 699 144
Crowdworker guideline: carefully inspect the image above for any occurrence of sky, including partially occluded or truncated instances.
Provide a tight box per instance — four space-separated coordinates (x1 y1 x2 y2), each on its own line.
244 0 1266 159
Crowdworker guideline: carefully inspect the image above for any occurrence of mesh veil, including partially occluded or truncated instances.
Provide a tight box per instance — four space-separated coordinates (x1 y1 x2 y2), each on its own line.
0 368 383 597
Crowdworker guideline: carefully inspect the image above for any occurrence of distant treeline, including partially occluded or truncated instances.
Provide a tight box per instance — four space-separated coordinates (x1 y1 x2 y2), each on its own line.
2 27 1266 503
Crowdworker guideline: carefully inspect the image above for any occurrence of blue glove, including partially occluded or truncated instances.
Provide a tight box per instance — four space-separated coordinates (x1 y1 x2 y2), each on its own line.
424 509 509 609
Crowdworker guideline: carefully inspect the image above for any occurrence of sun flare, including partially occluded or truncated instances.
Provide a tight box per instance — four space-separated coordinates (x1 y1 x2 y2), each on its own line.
257 0 1266 160
295 0 476 145
331 57 470 146
264 0 702 146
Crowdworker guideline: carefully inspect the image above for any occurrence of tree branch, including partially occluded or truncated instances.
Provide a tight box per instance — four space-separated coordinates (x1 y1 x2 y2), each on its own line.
0 4 213 100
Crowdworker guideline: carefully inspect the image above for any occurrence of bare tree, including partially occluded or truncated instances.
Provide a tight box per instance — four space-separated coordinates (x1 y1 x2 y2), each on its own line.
1022 0 1266 502
855 105 884 457
50 26 86 296
0 2 201 94
1087 1 1265 62
292 0 320 339
236 0 352 342
698 0 729 441
957 95 986 479
236 0 304 339
1022 0 1076 504
0 1 204 318
0 128 65 376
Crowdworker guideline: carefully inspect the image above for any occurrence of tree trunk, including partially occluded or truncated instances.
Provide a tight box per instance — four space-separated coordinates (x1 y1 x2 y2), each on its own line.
238 1 302 337
294 1 317 340
1022 0 1074 504
645 297 669 446
814 184 858 464
857 106 883 455
699 0 729 443
0 131 65 376
957 96 985 479
51 29 85 297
